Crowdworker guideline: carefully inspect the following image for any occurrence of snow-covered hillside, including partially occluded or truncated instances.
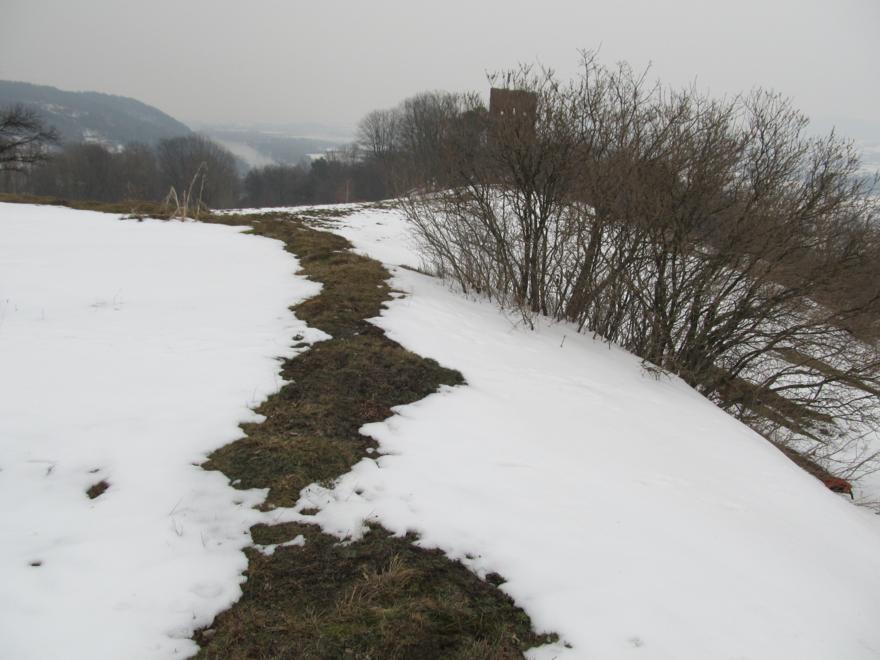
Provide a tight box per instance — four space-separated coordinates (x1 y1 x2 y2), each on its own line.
286 206 880 660
0 204 320 658
4 200 880 659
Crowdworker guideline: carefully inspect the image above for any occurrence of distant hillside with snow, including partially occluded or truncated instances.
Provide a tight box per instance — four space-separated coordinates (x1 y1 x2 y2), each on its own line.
0 80 192 148
196 125 350 169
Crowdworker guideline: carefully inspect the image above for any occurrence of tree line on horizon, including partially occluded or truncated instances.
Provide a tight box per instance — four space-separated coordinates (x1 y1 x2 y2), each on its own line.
0 87 497 209
0 106 401 208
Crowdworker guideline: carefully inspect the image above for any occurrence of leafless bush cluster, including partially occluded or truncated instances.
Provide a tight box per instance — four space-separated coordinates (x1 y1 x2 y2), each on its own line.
403 53 880 480
0 105 58 190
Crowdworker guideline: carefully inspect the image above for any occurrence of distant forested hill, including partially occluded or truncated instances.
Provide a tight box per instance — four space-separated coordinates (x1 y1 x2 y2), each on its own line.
0 80 192 146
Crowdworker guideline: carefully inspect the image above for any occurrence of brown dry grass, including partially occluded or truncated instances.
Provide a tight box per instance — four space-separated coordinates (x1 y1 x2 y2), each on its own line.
196 209 553 658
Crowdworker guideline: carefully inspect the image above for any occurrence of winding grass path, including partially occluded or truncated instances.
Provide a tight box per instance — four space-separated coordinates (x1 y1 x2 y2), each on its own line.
196 208 554 658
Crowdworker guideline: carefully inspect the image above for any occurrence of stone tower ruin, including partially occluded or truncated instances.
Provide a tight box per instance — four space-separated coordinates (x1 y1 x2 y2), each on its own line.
489 88 538 143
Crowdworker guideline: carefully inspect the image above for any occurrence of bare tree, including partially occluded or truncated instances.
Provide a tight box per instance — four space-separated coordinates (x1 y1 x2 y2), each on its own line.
357 108 400 161
156 135 241 209
0 105 58 192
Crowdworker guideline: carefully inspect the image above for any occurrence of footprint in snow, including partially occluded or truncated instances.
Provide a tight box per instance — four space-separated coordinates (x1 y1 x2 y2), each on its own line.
191 582 223 599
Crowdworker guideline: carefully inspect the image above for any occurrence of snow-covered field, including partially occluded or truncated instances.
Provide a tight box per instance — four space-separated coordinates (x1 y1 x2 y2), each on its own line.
0 204 321 658
5 200 880 660
284 206 880 660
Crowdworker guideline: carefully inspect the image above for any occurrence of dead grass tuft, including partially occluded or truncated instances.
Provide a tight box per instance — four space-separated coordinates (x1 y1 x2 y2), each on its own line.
86 480 109 499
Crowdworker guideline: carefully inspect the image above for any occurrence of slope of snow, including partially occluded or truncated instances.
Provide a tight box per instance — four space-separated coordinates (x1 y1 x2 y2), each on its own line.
0 203 323 659
297 208 880 660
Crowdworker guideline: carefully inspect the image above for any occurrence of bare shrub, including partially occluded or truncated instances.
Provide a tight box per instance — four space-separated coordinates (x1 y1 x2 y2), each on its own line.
403 52 880 481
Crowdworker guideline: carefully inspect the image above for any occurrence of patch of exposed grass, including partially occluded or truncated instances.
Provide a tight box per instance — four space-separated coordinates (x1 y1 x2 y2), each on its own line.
206 331 460 508
86 480 109 499
204 213 461 508
197 524 552 659
197 209 551 657
238 214 391 338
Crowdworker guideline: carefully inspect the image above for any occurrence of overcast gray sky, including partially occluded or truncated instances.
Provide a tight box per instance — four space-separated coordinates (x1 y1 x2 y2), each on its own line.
2 0 878 135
